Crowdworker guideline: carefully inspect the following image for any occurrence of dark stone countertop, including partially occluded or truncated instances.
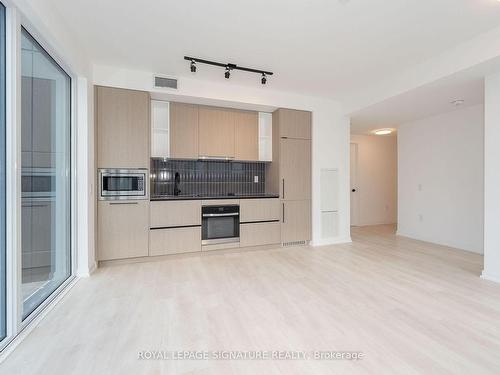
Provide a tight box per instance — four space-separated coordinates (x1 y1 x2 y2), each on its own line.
150 194 279 201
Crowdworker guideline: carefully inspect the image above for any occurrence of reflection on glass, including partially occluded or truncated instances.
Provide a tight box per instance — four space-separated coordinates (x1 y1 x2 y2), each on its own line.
0 2 5 341
21 28 71 319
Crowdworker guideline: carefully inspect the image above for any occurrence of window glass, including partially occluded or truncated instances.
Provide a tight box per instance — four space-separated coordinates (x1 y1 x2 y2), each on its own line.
20 28 71 319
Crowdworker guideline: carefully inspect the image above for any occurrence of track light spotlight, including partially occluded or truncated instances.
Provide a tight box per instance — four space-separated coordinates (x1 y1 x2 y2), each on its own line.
184 56 273 83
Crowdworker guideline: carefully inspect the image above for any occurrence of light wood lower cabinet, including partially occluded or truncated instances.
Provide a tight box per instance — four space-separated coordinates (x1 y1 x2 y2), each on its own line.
280 138 311 200
240 198 280 222
240 222 281 247
281 200 311 244
149 227 201 256
97 200 149 261
150 200 201 228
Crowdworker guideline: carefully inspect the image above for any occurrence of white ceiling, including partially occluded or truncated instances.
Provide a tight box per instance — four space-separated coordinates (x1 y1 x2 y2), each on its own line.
47 0 500 100
350 75 484 134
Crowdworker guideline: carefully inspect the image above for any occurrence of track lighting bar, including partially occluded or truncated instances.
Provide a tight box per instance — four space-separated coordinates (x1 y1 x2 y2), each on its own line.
184 56 273 84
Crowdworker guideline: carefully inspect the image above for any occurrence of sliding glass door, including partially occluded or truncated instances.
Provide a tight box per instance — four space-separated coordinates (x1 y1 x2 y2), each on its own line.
0 1 5 341
20 28 71 319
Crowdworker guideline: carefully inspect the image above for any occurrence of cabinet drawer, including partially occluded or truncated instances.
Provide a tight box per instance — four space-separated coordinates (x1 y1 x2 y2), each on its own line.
201 199 239 206
149 227 201 256
240 222 281 247
240 198 280 223
150 200 201 228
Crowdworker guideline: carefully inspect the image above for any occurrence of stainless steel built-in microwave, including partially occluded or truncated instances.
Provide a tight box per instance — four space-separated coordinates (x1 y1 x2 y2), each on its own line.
98 168 148 200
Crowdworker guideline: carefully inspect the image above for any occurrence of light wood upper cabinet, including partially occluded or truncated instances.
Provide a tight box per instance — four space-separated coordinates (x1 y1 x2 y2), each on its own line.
281 200 311 243
278 108 312 140
166 103 267 161
96 86 150 168
170 102 199 159
235 110 259 161
280 138 311 200
198 106 235 158
97 200 149 261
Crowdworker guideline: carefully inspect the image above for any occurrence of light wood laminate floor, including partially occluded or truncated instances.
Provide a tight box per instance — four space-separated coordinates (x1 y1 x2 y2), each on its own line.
2 225 500 374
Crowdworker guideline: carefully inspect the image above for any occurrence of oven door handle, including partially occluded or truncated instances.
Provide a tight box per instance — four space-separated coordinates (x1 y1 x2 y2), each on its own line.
202 213 239 217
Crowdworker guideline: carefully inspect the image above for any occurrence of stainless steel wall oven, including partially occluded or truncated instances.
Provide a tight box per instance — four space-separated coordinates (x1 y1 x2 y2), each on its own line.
202 205 239 245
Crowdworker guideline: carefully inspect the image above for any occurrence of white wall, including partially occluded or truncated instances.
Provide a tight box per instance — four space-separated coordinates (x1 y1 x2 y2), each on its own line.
351 134 397 226
398 104 484 253
93 65 352 246
483 72 500 282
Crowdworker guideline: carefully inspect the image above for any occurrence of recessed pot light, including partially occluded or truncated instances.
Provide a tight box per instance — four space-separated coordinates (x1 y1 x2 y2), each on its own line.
373 128 394 136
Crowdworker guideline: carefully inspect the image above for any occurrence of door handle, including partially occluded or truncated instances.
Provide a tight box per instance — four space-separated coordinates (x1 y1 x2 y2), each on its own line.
282 203 285 223
109 201 139 205
282 179 285 199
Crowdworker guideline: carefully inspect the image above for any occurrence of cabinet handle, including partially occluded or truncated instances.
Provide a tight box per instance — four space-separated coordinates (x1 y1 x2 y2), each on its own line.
109 201 139 205
282 179 285 199
282 203 285 223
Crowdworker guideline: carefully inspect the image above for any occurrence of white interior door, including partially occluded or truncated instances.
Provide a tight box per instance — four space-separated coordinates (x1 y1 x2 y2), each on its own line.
350 143 360 226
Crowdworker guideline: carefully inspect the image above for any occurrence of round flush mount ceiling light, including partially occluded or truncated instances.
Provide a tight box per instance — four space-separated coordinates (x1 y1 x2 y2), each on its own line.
373 128 394 136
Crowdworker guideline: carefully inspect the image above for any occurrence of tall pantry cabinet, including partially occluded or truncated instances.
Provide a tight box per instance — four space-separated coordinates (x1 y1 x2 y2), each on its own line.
268 109 312 245
95 86 150 261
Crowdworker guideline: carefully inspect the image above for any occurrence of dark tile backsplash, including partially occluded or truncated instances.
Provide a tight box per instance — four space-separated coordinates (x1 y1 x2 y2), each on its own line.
150 159 266 197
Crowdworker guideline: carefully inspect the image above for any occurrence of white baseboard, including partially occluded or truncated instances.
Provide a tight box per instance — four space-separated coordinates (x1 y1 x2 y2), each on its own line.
357 221 397 227
311 237 352 247
396 230 483 254
77 261 97 277
88 261 98 275
481 271 500 284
